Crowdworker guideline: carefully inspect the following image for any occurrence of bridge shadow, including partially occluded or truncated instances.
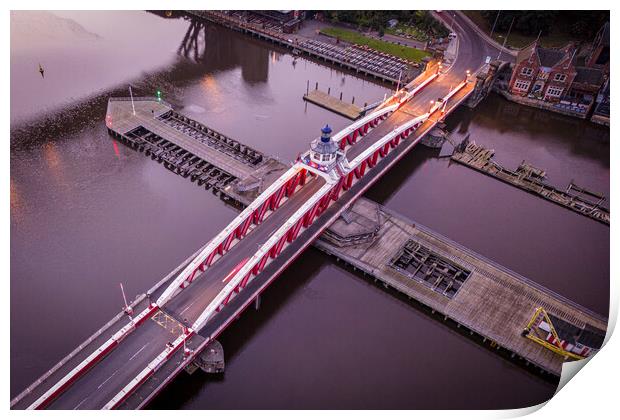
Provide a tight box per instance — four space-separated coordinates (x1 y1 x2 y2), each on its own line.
364 106 482 206
363 144 440 205
176 15 270 84
147 247 326 409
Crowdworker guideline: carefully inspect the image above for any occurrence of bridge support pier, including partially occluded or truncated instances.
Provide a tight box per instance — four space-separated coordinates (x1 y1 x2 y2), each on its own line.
186 340 225 375
255 294 261 311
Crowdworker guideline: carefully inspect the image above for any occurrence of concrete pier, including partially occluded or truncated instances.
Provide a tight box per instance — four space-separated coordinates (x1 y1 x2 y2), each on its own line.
316 197 607 377
106 97 289 205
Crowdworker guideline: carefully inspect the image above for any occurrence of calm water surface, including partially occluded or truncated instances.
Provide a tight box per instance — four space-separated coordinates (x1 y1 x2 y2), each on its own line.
10 11 609 409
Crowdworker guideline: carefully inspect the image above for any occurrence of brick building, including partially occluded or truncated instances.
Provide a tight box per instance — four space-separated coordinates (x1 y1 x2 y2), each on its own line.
508 42 578 102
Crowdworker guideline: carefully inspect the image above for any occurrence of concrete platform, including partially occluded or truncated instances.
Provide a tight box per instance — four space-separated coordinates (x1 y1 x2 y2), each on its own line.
317 197 608 377
107 98 256 180
106 97 290 205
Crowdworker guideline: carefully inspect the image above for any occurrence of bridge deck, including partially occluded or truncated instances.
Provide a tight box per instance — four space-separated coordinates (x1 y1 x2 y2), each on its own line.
19 173 325 409
316 198 607 377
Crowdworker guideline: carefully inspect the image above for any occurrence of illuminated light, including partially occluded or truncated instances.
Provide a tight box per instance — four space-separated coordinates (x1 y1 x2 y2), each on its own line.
156 90 162 101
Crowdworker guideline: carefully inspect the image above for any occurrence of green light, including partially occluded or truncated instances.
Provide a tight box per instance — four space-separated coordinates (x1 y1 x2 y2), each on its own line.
156 90 162 101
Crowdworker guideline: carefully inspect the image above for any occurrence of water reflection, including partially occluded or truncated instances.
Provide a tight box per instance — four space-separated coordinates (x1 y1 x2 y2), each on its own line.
178 17 269 84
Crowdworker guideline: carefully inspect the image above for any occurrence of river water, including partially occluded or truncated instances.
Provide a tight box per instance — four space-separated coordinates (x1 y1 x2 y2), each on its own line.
10 11 609 409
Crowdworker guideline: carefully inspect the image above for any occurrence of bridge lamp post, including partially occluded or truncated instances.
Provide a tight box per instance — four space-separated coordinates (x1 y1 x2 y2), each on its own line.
119 282 133 319
465 69 471 82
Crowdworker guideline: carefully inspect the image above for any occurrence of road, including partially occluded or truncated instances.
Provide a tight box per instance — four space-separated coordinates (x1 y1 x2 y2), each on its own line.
347 11 501 162
16 10 509 410
42 173 325 409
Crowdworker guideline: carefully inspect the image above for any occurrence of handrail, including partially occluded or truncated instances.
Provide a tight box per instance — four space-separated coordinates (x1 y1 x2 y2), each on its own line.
191 180 334 331
108 96 173 109
156 163 304 306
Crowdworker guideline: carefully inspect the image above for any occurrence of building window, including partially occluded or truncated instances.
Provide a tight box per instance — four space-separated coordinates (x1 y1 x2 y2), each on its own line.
554 73 567 82
546 86 564 97
313 153 320 160
520 67 533 76
514 79 531 91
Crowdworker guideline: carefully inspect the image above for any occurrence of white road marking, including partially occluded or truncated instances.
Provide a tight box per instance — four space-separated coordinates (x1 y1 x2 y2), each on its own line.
179 301 195 315
74 397 89 410
129 343 150 361
97 370 119 390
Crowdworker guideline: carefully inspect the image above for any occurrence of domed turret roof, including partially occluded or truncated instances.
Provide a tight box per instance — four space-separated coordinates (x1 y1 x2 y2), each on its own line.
311 138 339 154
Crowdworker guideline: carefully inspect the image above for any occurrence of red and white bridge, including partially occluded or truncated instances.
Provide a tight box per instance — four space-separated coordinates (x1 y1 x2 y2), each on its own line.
12 11 499 410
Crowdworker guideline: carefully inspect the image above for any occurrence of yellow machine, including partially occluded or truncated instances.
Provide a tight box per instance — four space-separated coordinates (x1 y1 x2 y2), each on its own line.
522 307 585 361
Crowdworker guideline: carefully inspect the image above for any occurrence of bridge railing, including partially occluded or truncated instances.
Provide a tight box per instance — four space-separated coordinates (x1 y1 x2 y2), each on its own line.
340 78 471 195
346 113 428 174
333 104 398 151
26 303 159 409
108 96 173 109
188 81 470 332
190 178 335 332
156 163 312 307
401 72 438 103
179 73 472 337
333 70 439 152
100 75 475 411
104 176 338 409
103 327 195 409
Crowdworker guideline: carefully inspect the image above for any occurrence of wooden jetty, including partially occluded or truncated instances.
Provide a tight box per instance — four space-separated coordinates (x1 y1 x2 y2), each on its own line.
450 141 610 225
303 89 363 120
106 97 288 205
317 197 607 378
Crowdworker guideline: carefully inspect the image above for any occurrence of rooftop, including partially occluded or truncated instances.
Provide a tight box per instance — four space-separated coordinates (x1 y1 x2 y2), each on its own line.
573 66 605 86
517 41 574 69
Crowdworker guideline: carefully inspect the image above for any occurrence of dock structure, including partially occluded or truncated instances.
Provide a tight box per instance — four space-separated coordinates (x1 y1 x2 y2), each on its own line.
317 197 607 377
106 97 289 205
186 10 423 85
450 141 610 225
303 89 363 120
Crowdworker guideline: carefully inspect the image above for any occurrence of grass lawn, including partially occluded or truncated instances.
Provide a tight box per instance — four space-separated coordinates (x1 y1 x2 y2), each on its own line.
463 11 576 49
385 24 429 42
320 27 431 62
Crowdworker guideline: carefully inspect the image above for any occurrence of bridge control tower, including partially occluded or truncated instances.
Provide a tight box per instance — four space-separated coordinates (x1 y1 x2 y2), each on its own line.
303 125 344 175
